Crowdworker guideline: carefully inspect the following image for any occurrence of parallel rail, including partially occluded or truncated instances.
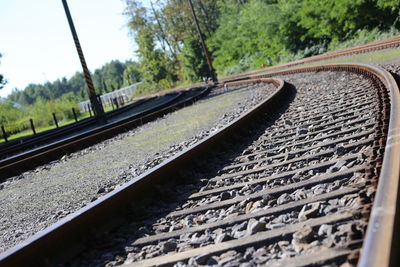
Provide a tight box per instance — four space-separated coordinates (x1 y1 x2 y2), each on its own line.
0 63 399 266
221 36 400 81
0 87 210 180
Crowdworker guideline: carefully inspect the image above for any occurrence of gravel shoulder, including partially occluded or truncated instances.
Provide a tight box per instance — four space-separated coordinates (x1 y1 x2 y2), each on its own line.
0 83 275 253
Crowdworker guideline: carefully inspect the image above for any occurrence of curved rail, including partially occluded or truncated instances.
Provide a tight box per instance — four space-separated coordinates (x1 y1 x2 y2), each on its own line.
0 78 287 266
249 63 400 266
221 36 400 82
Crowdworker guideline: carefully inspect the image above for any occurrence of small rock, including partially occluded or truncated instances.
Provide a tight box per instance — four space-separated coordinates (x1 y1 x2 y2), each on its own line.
232 221 247 233
97 188 106 194
278 240 290 250
298 202 320 221
162 239 177 253
285 119 293 126
335 146 346 156
328 160 347 173
245 201 254 212
247 218 265 234
293 226 314 244
155 225 169 233
220 191 231 201
252 200 265 209
296 128 307 135
244 247 255 260
215 233 230 243
206 257 218 265
277 193 292 205
169 224 183 232
318 224 333 236
188 254 210 265
253 184 262 192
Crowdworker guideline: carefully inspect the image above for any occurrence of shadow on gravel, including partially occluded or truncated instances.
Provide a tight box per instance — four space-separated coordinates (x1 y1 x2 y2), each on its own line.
390 72 400 86
68 83 297 265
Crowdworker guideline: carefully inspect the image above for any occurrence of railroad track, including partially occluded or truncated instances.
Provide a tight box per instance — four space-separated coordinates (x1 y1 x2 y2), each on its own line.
0 87 210 180
1 63 399 267
222 36 400 81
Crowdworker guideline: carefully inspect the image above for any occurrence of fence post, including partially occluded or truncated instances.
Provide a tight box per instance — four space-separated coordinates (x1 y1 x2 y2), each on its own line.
1 125 7 142
30 119 36 135
72 108 78 122
111 99 115 110
114 98 119 109
52 113 59 128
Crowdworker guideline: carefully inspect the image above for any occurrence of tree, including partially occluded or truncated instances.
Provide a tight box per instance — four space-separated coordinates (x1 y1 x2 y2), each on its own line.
123 62 142 86
0 53 6 90
181 37 209 82
125 0 176 86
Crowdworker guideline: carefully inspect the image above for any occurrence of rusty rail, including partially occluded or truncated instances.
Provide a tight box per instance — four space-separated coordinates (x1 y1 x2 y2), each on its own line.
249 63 400 267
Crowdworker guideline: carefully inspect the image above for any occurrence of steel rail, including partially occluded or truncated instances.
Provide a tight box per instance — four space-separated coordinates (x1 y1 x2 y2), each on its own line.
0 78 287 266
247 63 400 267
220 36 400 81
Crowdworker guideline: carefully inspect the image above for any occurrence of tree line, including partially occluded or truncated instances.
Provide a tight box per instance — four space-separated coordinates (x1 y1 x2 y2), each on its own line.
0 60 141 136
124 0 400 92
7 60 141 106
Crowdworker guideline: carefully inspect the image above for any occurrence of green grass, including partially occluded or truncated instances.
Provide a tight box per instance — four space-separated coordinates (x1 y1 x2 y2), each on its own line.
298 47 400 66
258 47 400 75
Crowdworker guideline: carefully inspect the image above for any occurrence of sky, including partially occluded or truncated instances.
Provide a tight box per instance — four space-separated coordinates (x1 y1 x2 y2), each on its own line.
0 0 136 97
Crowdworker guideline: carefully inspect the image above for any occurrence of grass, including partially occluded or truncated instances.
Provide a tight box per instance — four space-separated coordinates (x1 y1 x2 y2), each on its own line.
258 47 400 75
300 47 400 66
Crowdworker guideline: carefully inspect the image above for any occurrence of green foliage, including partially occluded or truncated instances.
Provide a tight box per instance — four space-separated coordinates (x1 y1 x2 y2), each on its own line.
122 0 400 89
206 0 400 75
180 37 209 82
7 60 140 105
0 94 81 135
0 53 5 90
294 0 394 42
328 26 400 51
123 62 142 86
376 0 400 15
2 59 140 138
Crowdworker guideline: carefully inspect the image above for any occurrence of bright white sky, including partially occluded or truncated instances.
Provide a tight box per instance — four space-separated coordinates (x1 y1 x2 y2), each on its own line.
0 0 136 97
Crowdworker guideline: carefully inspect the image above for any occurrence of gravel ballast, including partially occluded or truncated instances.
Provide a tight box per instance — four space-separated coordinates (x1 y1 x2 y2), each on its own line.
66 70 384 266
0 83 275 253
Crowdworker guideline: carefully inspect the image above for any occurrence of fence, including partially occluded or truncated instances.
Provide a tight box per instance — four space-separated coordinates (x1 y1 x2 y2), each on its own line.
78 82 140 112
